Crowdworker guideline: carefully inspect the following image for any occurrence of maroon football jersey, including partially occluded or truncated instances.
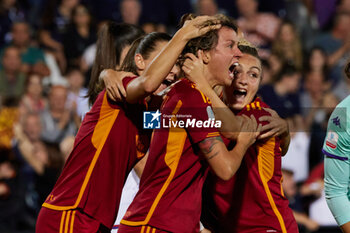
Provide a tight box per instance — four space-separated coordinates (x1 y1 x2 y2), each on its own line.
42 77 149 229
120 79 221 233
202 97 298 233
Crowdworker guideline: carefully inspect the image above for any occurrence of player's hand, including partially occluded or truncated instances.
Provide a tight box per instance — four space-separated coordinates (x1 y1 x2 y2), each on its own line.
179 15 221 41
258 108 289 140
100 69 134 101
182 51 211 92
237 115 261 150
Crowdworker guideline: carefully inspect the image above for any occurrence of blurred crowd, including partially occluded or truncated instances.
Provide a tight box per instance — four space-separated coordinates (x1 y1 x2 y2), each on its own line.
0 0 349 232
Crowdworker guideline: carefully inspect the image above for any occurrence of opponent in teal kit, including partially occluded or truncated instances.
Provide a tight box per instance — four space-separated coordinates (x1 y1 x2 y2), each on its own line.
323 95 350 230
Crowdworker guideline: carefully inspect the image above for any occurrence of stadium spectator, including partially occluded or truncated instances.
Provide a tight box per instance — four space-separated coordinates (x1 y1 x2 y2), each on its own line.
4 21 50 77
0 0 26 47
120 0 141 25
0 46 25 99
195 0 219 16
259 63 302 120
18 73 47 118
40 84 78 144
272 21 303 70
65 68 89 119
39 0 80 73
62 4 97 68
267 52 284 81
282 168 320 232
314 11 350 85
236 0 281 58
0 147 30 233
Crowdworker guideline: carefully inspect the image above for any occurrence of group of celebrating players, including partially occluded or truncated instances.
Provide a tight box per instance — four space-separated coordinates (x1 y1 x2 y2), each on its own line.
34 13 350 233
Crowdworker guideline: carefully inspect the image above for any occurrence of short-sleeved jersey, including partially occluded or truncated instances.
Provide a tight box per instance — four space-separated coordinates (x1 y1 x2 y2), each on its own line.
42 77 149 229
322 95 350 160
202 98 298 233
323 95 350 226
120 79 221 233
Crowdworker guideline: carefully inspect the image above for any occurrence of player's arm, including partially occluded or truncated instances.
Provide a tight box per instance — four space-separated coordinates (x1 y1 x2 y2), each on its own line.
198 115 261 180
100 16 221 103
324 156 350 232
342 222 350 233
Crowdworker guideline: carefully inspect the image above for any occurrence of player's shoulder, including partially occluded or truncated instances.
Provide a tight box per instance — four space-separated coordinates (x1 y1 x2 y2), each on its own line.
169 78 210 105
122 75 139 89
327 95 350 133
239 97 270 117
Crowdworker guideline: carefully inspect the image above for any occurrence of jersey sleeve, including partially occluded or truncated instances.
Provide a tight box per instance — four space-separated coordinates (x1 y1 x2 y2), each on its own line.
324 157 350 226
183 92 220 144
161 80 225 144
122 76 139 89
322 107 349 160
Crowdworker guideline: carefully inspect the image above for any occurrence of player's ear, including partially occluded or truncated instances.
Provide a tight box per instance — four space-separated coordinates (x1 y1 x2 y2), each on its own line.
135 53 145 70
202 50 210 64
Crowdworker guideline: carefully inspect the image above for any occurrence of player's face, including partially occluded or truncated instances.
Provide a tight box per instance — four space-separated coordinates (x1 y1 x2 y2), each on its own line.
154 64 179 95
206 27 242 87
142 41 178 93
224 53 261 110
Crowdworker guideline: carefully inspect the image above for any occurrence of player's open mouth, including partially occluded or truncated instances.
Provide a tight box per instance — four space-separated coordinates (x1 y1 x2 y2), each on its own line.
233 88 247 102
228 63 237 79
162 79 174 87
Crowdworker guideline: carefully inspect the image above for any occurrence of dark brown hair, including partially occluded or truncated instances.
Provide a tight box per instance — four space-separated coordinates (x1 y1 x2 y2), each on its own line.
119 32 172 74
179 13 238 64
87 22 144 105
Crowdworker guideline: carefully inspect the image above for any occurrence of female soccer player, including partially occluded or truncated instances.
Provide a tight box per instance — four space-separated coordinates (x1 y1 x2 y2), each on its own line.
183 43 297 233
36 16 220 233
323 60 350 233
117 14 262 233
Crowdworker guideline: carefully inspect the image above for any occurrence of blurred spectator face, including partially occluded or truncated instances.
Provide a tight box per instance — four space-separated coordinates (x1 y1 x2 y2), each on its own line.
2 0 16 9
11 22 30 47
67 69 84 90
73 5 91 26
33 141 49 165
335 13 350 36
23 114 42 142
61 0 79 9
309 49 326 70
197 0 218 16
268 54 282 76
279 23 295 44
2 47 21 73
304 72 325 96
338 0 350 12
236 0 258 17
121 0 141 25
283 72 301 93
26 74 43 98
49 86 68 112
